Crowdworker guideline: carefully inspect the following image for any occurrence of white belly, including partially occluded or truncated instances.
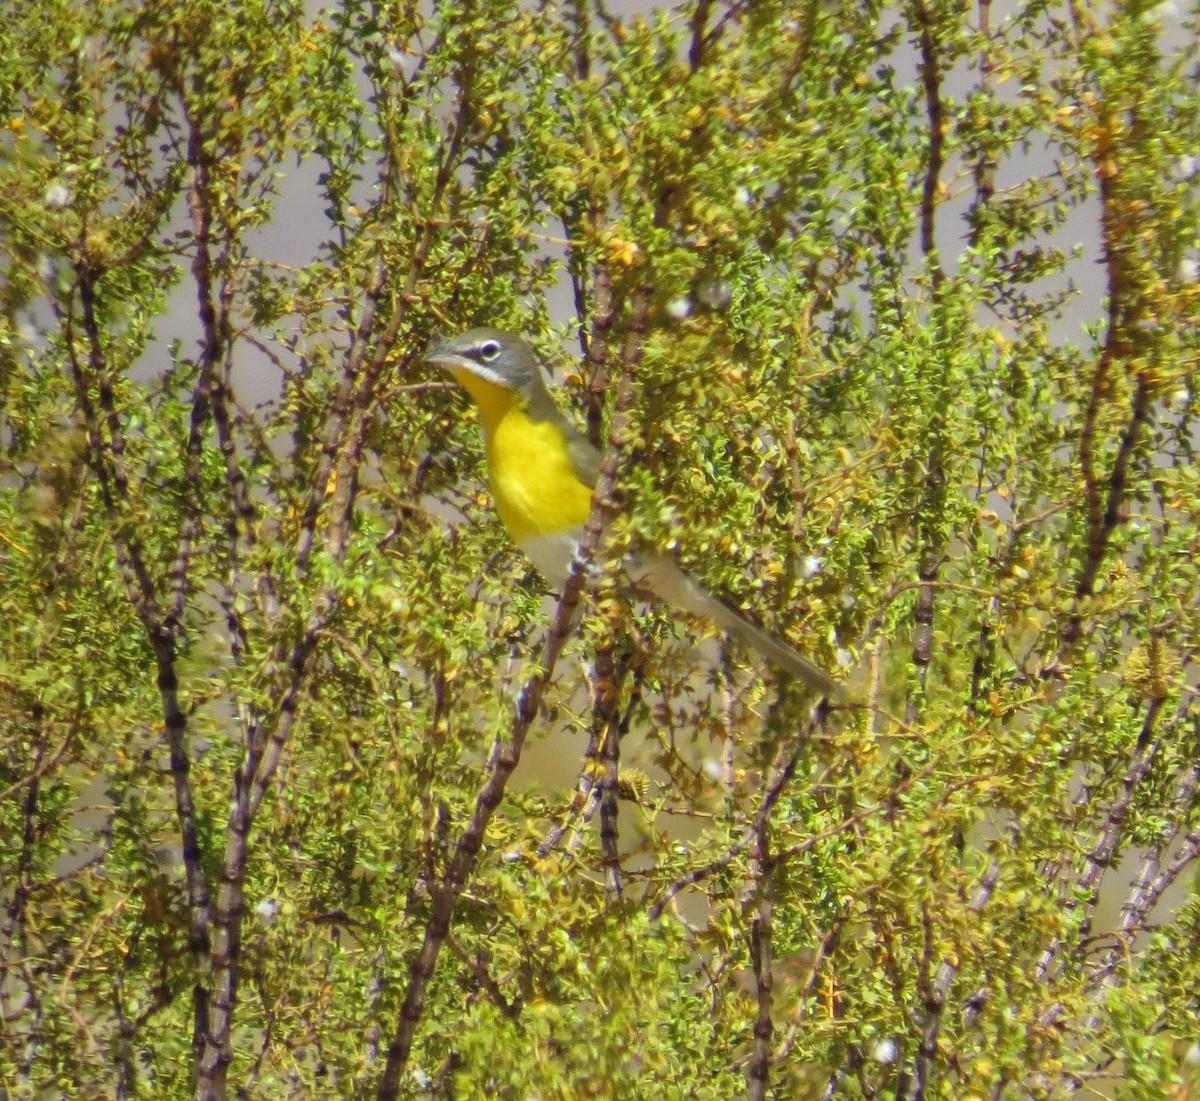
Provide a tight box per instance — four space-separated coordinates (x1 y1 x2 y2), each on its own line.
518 530 584 588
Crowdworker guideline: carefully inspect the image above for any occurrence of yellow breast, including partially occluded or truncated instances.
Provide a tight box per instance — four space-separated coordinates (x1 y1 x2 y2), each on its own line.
487 407 593 545
451 368 593 546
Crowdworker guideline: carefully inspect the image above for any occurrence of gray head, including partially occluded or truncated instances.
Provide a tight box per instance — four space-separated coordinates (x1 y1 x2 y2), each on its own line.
423 327 546 398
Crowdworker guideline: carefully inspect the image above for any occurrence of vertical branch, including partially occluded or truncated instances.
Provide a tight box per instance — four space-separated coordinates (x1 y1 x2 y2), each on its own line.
912 0 947 287
195 249 430 1101
907 0 949 723
907 552 941 721
562 0 613 452
376 299 650 1101
167 101 241 1070
1058 68 1155 654
744 818 775 1101
965 0 1001 700
1104 749 1200 972
195 49 478 1095
1075 700 1163 935
1060 371 1153 649
905 858 1001 1100
176 96 257 668
1039 707 1173 1081
969 0 995 220
593 641 626 898
1035 700 1163 996
582 262 615 450
535 664 645 862
69 259 219 1077
688 0 715 71
0 708 48 1084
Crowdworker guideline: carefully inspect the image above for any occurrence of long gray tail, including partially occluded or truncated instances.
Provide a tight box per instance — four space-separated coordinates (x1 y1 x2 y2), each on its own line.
631 555 842 698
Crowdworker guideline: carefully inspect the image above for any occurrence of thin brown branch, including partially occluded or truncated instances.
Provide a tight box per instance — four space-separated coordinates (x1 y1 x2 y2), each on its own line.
1061 372 1154 648
375 296 649 1101
905 0 948 723
446 935 522 1021
905 858 1002 1100
967 0 996 243
0 711 48 1067
596 655 624 899
912 0 947 285
1035 699 1163 985
687 0 715 71
744 817 775 1101
1086 714 1200 993
1060 83 1155 653
646 701 830 923
69 259 217 1082
196 63 476 1097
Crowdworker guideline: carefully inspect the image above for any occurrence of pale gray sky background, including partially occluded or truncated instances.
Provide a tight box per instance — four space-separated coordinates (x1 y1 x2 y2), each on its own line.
153 1 1200 409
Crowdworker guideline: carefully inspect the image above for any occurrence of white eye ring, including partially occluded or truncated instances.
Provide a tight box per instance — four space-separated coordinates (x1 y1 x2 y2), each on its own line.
479 340 501 361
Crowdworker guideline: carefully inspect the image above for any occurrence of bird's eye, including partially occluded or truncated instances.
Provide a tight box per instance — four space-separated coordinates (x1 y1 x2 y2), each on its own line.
479 340 501 362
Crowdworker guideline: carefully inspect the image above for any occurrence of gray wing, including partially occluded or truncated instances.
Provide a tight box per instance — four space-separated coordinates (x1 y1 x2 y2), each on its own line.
564 423 603 489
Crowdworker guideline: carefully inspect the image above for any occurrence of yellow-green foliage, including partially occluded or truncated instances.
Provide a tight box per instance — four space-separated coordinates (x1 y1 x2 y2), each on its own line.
1 1 1198 1099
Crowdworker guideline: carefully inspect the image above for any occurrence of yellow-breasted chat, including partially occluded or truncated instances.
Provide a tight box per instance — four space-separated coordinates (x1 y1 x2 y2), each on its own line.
424 327 841 698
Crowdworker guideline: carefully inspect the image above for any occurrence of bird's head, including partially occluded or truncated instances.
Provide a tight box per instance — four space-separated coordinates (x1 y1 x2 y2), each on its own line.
423 327 544 397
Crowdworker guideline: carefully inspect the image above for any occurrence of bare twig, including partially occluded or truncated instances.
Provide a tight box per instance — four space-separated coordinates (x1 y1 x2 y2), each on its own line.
0 708 49 1078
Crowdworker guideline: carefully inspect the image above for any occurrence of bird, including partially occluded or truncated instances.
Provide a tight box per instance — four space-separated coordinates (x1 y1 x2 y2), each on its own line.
424 326 841 698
